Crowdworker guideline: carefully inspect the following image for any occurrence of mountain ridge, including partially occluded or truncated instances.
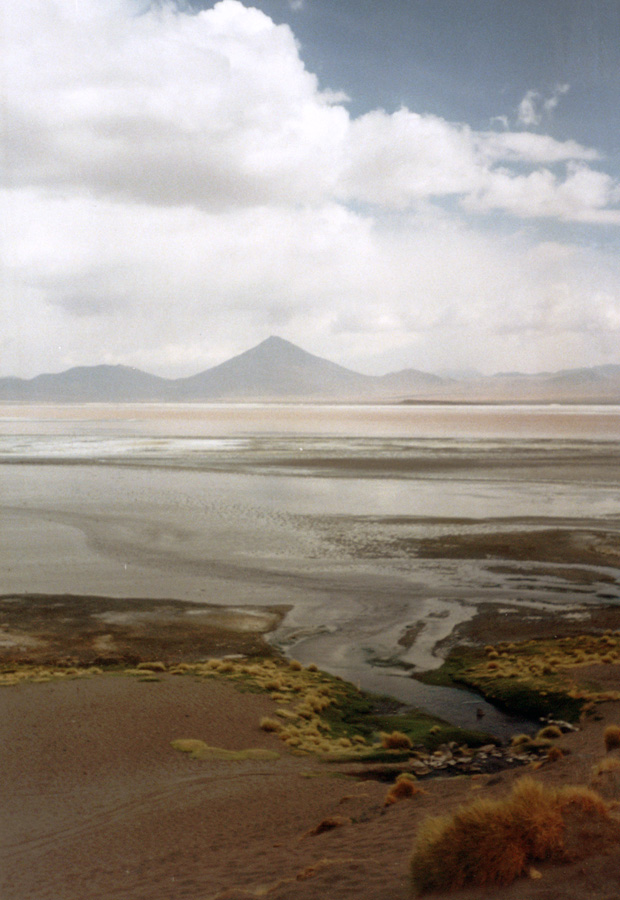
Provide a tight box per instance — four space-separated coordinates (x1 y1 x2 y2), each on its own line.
1 337 619 403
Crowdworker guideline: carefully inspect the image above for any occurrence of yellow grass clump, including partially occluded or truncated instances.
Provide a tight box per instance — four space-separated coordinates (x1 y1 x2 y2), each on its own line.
380 730 413 751
410 777 608 895
603 725 620 752
546 746 564 763
593 756 620 776
591 757 620 800
385 774 423 806
537 724 563 741
259 717 282 733
136 661 167 672
306 815 351 836
171 739 279 761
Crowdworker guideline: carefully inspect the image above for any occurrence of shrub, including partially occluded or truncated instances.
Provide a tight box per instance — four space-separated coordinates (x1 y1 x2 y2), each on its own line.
410 777 607 895
380 730 413 751
537 725 563 741
385 774 422 806
307 815 351 836
593 756 620 776
603 725 620 752
136 661 166 672
259 717 282 733
546 746 564 763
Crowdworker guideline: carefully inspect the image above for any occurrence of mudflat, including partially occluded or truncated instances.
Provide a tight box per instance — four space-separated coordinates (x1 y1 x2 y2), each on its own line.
2 404 620 897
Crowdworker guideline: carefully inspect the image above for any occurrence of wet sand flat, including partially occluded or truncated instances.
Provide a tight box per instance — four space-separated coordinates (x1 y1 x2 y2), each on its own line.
1 404 620 724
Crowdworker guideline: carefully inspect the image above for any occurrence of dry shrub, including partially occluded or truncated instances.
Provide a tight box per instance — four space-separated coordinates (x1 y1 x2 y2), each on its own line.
136 661 167 672
537 725 563 741
306 815 351 836
546 746 564 763
288 659 303 671
603 725 620 752
410 777 608 895
259 717 282 733
559 784 609 818
385 774 423 806
591 757 620 801
381 730 413 751
593 756 620 776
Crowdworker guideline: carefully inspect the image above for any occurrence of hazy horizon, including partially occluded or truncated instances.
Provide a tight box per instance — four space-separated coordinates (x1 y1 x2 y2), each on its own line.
2 333 620 382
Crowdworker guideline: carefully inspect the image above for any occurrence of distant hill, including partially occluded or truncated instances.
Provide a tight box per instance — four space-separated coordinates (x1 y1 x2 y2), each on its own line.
1 338 619 403
0 365 170 402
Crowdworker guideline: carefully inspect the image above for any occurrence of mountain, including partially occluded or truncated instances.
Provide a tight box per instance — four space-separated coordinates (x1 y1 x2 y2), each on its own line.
0 365 170 402
169 336 377 400
1 338 619 403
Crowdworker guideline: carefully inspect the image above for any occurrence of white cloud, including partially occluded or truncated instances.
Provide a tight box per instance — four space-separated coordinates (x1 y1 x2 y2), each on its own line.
518 89 542 126
463 164 620 224
517 84 570 126
339 108 608 218
3 0 348 207
2 0 620 378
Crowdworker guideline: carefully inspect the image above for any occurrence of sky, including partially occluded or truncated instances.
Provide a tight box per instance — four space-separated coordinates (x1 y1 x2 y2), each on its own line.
2 0 620 378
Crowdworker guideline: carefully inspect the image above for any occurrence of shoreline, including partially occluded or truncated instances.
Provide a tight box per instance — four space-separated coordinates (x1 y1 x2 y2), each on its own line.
4 591 620 736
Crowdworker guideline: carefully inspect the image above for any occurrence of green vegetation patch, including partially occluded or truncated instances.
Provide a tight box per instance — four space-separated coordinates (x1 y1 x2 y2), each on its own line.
171 655 495 758
419 632 620 723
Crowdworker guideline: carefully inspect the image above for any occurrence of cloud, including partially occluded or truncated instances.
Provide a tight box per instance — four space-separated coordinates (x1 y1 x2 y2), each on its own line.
517 89 542 126
463 164 620 225
517 84 570 126
3 0 348 208
339 107 613 222
3 0 614 223
2 0 620 378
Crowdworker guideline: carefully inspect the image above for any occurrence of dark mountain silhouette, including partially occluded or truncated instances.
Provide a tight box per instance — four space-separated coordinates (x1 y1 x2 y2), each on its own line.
1 338 619 403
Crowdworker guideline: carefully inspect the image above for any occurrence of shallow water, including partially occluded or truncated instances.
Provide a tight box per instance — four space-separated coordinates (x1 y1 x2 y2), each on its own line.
2 403 620 735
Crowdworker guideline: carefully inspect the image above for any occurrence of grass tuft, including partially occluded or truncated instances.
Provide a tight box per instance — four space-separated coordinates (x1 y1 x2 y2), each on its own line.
259 716 282 733
380 730 414 751
410 777 608 895
306 815 351 836
537 724 563 741
385 774 423 806
603 725 620 752
546 746 564 763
